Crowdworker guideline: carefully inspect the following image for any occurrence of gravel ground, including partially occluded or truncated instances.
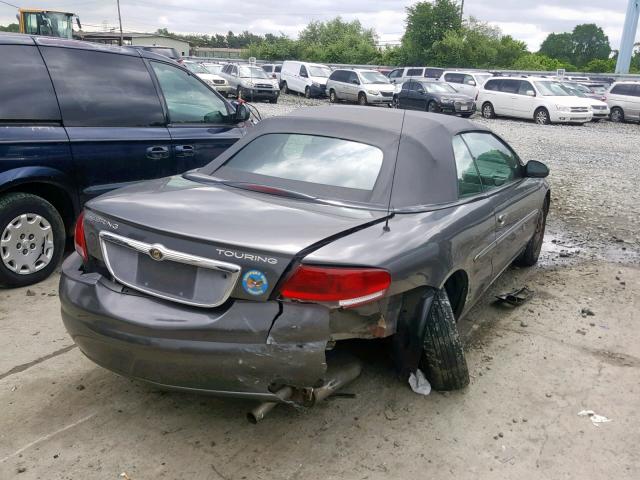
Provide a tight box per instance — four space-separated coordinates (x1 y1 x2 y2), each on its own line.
1 92 639 479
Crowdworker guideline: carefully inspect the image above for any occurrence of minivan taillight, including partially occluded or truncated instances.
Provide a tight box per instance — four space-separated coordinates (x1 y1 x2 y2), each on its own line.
74 211 88 261
280 265 391 308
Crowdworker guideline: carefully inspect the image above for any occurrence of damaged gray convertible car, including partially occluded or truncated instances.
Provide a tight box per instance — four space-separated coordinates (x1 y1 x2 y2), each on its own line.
60 106 550 420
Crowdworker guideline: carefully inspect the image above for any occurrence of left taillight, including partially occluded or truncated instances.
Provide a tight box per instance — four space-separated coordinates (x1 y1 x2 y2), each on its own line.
74 211 88 261
279 265 391 308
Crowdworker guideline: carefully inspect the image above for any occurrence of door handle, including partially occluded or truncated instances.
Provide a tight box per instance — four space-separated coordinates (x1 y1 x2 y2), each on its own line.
145 145 169 160
497 214 506 226
175 145 195 157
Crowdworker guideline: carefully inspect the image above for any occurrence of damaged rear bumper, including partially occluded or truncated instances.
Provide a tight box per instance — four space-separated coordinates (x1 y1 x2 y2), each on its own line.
59 253 330 402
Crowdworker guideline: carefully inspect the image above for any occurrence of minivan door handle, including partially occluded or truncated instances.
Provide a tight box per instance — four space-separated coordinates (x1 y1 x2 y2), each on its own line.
175 145 195 157
145 145 170 160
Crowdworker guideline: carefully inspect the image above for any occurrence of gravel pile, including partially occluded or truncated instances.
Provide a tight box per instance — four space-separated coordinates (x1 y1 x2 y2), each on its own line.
251 94 640 261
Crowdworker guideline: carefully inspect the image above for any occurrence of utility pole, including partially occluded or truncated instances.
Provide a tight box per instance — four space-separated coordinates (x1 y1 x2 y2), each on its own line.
615 0 640 73
116 0 124 46
460 0 465 24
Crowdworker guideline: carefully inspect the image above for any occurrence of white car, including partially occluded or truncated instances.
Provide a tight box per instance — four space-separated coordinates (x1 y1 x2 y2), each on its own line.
558 83 610 122
478 77 593 125
280 61 332 98
183 61 232 96
326 68 395 105
604 81 640 123
439 71 493 98
387 66 445 85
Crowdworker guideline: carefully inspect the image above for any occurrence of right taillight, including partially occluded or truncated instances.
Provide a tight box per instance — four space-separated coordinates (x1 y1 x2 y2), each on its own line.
74 211 88 261
279 265 391 308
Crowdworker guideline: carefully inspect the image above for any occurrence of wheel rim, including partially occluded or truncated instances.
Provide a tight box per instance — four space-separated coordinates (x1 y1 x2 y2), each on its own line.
359 95 366 105
536 110 548 124
330 91 335 102
392 97 399 108
483 105 492 118
611 109 622 122
1 213 54 275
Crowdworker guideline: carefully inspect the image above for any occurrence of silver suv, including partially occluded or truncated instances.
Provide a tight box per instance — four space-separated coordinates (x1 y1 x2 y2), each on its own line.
219 63 280 103
605 81 640 123
326 69 395 106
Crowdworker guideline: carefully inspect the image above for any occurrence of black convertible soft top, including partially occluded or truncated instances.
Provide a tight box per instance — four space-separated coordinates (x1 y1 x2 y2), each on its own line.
200 105 490 208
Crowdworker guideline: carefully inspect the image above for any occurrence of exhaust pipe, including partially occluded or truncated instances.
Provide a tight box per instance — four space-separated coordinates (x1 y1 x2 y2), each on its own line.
247 355 362 423
247 385 294 424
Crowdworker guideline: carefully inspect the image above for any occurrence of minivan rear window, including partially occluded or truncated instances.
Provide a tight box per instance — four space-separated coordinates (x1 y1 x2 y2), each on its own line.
216 134 384 191
0 45 60 122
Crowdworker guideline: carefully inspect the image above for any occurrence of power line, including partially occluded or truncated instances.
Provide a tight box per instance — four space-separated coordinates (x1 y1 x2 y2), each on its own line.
0 0 20 10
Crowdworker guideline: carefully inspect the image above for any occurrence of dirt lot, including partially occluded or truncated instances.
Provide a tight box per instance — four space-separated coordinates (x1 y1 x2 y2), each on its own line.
1 97 639 479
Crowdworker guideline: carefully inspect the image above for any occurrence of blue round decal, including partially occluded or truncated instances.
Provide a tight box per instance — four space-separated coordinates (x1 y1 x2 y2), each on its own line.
242 270 269 296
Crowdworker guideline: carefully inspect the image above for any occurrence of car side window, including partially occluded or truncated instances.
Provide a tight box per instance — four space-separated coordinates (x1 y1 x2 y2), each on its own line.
401 81 412 92
501 80 520 94
452 136 483 198
407 68 423 76
610 84 630 95
42 48 165 127
518 81 534 95
484 80 499 91
151 61 228 124
348 72 359 84
415 83 424 93
463 74 476 85
389 69 402 79
461 132 522 190
633 85 640 97
0 45 60 122
300 65 308 77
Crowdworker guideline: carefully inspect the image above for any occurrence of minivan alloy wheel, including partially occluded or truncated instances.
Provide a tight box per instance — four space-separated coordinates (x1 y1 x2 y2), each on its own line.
482 103 495 119
610 107 624 123
1 213 54 275
535 108 550 125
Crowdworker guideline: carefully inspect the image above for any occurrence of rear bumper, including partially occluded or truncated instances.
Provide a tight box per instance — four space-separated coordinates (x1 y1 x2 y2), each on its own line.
59 253 329 401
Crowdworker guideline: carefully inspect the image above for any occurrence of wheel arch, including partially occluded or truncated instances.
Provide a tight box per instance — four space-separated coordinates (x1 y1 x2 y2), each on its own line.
0 171 78 235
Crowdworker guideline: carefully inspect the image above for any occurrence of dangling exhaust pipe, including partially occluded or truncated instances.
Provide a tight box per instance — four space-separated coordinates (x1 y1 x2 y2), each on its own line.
247 355 362 423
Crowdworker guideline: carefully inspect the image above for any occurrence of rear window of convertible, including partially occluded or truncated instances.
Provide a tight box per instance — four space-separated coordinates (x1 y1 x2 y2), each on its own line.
215 134 384 191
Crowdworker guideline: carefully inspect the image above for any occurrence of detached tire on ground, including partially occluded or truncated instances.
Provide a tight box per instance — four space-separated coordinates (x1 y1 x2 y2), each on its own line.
419 289 470 391
0 193 65 288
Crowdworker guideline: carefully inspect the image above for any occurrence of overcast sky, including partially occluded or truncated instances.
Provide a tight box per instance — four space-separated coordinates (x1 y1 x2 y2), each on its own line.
1 0 637 51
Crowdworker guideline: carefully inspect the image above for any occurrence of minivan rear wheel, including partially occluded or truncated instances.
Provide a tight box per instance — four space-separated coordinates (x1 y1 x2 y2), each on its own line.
0 193 65 288
281 82 288 95
610 107 624 123
534 107 551 125
482 102 495 119
329 89 337 103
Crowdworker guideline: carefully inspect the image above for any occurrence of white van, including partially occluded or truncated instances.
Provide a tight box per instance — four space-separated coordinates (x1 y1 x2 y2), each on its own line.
280 61 332 98
439 71 493 98
478 77 593 125
605 81 640 123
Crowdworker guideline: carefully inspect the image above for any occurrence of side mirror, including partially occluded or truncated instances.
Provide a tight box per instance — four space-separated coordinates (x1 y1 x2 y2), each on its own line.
466 80 476 86
234 103 251 122
525 160 549 178
526 90 535 97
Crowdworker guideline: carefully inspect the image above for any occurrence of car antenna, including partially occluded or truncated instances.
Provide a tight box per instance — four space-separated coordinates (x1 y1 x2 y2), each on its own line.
383 110 407 232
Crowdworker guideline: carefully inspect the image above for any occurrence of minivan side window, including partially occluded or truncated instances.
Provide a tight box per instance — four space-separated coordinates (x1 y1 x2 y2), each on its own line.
300 65 308 77
407 68 423 76
42 48 164 127
484 79 500 91
633 85 640 97
348 72 359 84
445 73 464 84
461 132 522 190
501 79 520 94
151 61 229 124
518 81 534 95
389 69 402 79
0 45 60 121
452 136 483 197
611 84 633 95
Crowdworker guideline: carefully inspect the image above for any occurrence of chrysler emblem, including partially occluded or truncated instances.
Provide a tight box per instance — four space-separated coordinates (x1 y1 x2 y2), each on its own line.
149 248 164 261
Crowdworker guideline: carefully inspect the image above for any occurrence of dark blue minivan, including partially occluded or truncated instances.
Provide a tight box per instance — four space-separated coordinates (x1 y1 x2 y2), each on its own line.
0 33 251 287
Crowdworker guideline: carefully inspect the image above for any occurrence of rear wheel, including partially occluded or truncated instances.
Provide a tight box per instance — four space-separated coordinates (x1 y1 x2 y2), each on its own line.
0 193 65 288
329 89 337 103
482 102 495 119
358 92 368 106
236 86 242 99
534 107 551 125
514 198 548 267
419 289 469 391
610 107 624 123
427 101 440 113
281 82 288 94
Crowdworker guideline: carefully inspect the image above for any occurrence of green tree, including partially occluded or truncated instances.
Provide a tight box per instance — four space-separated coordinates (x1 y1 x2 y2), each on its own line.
512 53 574 71
583 58 615 73
539 32 574 64
0 23 19 32
402 0 462 65
246 35 299 61
571 23 611 68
